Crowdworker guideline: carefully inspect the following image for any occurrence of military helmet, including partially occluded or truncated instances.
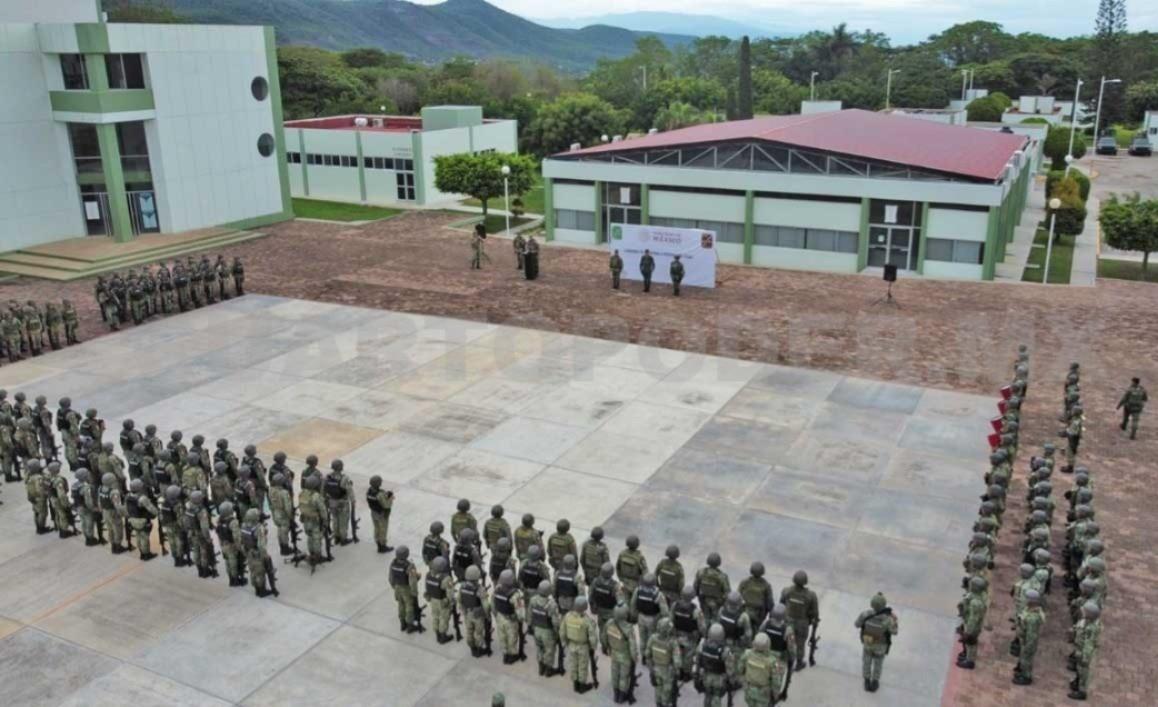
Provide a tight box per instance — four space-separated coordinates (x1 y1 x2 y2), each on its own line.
1076 488 1093 504
522 513 535 528
430 521 444 535
1071 404 1083 415
1075 504 1091 519
238 465 252 479
989 451 1005 465
186 453 200 467
133 442 146 454
590 526 604 540
214 461 227 474
14 392 25 402
34 395 47 406
1031 510 1048 525
1033 548 1050 565
465 565 481 582
431 557 448 573
76 468 90 483
749 561 765 578
563 554 577 571
557 518 570 533
979 501 995 515
706 552 721 568
614 603 629 621
274 451 287 463
657 617 673 636
870 592 887 611
496 537 511 552
1031 527 1049 542
26 459 42 474
171 430 183 441
965 552 987 572
1086 539 1104 556
304 475 320 490
573 596 589 613
642 572 656 588
192 434 204 445
242 444 256 456
59 397 71 408
666 544 680 560
969 576 988 593
100 472 115 487
601 562 615 580
538 580 552 597
752 632 771 651
215 438 229 450
1079 578 1097 596
101 440 114 453
271 474 285 487
770 603 787 622
190 490 205 505
680 585 696 602
130 478 144 493
219 501 234 517
971 531 991 547
306 454 318 465
330 459 344 472
123 419 135 430
499 569 515 587
987 484 1005 499
528 544 542 561
47 461 60 475
457 498 470 513
1082 602 1100 620
793 570 808 587
396 545 410 561
245 508 260 524
491 504 503 518
1025 589 1042 606
370 475 382 488
1087 557 1106 574
725 591 742 608
707 623 725 642
1018 563 1034 579
460 528 476 545
1033 481 1052 497
626 535 640 550
1075 471 1090 486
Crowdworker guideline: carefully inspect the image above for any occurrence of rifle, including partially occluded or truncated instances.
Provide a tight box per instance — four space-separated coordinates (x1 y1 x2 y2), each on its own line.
726 683 734 707
452 600 463 642
323 515 334 562
556 636 565 675
94 510 106 544
589 648 599 688
205 534 220 577
264 555 280 597
781 656 793 702
626 661 639 704
411 596 427 633
484 611 494 656
350 498 359 543
517 619 528 661
808 623 819 666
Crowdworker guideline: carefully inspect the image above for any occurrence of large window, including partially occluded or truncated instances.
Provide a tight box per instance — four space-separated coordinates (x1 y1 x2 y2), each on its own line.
67 123 102 176
651 217 745 244
116 121 150 173
396 170 415 201
754 225 858 252
363 156 396 170
60 54 88 90
106 53 145 90
925 238 984 265
555 209 596 231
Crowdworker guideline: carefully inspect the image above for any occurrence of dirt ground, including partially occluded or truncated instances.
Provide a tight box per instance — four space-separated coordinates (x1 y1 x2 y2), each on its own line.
1 210 1155 705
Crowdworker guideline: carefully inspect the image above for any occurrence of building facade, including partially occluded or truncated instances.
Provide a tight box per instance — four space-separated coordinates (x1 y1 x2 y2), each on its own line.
542 110 1035 281
0 0 291 250
284 106 518 207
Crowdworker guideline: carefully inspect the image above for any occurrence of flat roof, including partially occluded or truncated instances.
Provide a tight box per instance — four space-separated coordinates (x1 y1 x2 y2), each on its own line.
284 114 509 134
558 109 1027 182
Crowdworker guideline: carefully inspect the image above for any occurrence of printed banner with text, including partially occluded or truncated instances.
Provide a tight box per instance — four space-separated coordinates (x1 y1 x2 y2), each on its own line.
609 223 717 289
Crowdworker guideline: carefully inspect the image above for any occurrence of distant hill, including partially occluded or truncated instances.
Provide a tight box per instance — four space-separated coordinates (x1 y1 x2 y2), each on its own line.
147 0 695 70
538 11 792 39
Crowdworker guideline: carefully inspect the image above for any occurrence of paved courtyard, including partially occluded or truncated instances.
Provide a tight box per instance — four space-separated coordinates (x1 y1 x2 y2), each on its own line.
0 294 997 706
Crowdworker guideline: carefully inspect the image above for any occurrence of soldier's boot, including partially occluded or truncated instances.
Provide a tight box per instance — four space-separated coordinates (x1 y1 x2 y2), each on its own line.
437 632 453 645
871 680 880 692
1013 670 1032 686
173 555 183 568
400 618 410 632
863 677 872 692
59 528 76 539
575 681 593 694
957 659 975 670
140 551 156 561
1068 690 1087 701
85 537 100 547
256 586 271 598
111 543 127 555
795 659 806 672
377 542 388 553
279 542 292 556
613 689 623 703
1130 429 1137 440
35 522 51 535
538 663 545 676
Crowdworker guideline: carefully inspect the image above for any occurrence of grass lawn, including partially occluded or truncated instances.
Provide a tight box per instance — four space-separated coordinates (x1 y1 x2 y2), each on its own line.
481 214 533 233
292 198 402 222
464 174 545 215
1098 257 1158 282
1021 227 1075 284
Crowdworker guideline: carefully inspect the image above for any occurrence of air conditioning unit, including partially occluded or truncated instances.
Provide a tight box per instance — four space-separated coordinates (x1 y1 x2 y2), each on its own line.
648 128 658 134
372 118 384 128
569 142 581 151
612 135 622 142
353 117 368 128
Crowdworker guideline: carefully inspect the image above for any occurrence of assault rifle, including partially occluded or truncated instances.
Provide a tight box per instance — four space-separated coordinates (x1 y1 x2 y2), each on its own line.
556 637 565 675
517 619 528 661
157 516 167 556
451 599 463 642
589 648 600 688
808 623 820 666
323 515 334 562
350 498 360 543
411 596 427 633
626 660 639 704
264 555 280 597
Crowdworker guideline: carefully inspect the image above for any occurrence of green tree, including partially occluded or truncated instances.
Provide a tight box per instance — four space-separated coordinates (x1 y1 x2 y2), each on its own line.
989 92 1013 110
752 70 808 114
1100 193 1158 271
654 102 715 131
1125 80 1158 121
822 78 884 110
1043 125 1088 170
277 46 369 119
738 36 753 120
341 48 397 69
104 0 185 23
1092 0 1129 125
966 96 1004 122
928 21 1012 66
432 152 535 217
524 93 625 157
1048 178 1087 237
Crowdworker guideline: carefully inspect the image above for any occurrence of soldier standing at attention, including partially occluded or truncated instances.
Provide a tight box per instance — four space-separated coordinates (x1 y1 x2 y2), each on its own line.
604 603 640 703
617 535 648 597
514 513 542 564
324 460 354 545
718 591 754 691
125 478 158 560
459 565 491 657
99 472 128 554
547 518 577 572
530 580 563 677
24 460 50 534
590 562 625 650
1012 589 1044 685
450 498 478 544
160 485 186 567
610 249 624 289
426 556 456 644
185 490 214 578
452 529 483 582
695 623 733 707
524 235 540 280
299 475 328 571
48 463 75 538
855 592 898 692
646 617 683 707
268 474 295 558
493 569 526 664
695 552 731 624
740 632 788 707
639 249 655 292
241 508 277 597
956 577 987 670
631 572 669 665
422 521 450 568
389 546 423 633
44 303 63 350
512 232 526 270
1069 602 1102 701
581 526 610 586
672 585 705 681
1117 377 1147 439
61 300 80 345
489 537 517 586
553 554 585 614
518 545 551 627
656 544 686 606
740 562 775 629
366 476 394 553
563 595 599 693
232 257 245 296
670 255 684 296
779 570 818 671
483 504 511 551
1060 404 1084 474
471 224 487 270
216 502 246 587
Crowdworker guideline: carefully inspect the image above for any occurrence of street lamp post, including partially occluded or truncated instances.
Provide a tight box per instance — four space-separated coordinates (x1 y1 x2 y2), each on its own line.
961 69 969 100
810 71 819 101
885 69 901 110
500 164 511 235
1043 197 1062 284
1091 76 1122 146
1065 78 1084 177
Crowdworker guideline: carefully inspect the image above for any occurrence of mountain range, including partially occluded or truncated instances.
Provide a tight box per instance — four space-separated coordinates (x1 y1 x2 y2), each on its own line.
151 0 695 70
536 11 792 39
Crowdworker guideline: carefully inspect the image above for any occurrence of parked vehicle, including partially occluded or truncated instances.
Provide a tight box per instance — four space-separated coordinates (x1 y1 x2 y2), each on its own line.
1095 136 1119 155
1128 135 1152 156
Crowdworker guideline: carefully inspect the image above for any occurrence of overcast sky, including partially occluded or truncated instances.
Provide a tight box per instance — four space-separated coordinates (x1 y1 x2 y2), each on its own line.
421 0 1158 43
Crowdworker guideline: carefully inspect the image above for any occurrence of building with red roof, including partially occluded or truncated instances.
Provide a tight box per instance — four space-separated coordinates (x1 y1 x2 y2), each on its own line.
542 109 1038 281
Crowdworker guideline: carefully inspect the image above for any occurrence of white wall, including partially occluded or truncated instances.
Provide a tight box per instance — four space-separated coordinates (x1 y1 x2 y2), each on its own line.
471 120 516 154
926 207 988 242
108 23 284 232
361 129 411 204
923 261 983 279
1 1 99 23
751 246 857 273
417 127 471 204
554 228 597 245
553 183 594 211
753 197 859 231
650 190 745 222
0 23 84 251
293 127 359 202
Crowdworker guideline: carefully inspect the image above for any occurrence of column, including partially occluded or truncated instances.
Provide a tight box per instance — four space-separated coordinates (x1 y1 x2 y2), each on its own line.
981 206 999 281
856 197 871 271
640 184 650 225
95 122 133 242
593 180 604 244
543 177 554 241
355 130 367 203
916 202 930 275
298 130 310 196
743 190 754 265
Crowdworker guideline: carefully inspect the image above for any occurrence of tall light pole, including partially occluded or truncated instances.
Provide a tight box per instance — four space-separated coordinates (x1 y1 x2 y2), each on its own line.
810 71 819 101
885 69 901 110
961 69 969 100
1043 197 1062 284
500 164 511 234
1065 78 1084 177
1091 76 1121 144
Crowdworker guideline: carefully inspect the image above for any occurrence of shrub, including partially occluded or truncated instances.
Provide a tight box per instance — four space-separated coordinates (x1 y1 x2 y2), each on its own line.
989 92 1013 110
1021 117 1050 125
1048 178 1087 237
966 95 1004 122
1046 170 1090 201
1043 125 1087 170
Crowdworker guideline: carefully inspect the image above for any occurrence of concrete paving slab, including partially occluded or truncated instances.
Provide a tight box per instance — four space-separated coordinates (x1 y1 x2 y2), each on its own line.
196 406 310 450
132 592 339 703
310 353 414 388
266 299 342 320
780 432 893 486
414 662 598 707
746 467 865 529
251 379 365 416
447 375 555 414
604 400 710 446
857 488 975 554
552 429 679 484
0 629 119 707
253 337 360 378
119 392 243 435
0 361 62 389
7 369 120 405
808 401 909 446
879 448 986 503
316 388 436 430
470 327 560 356
603 488 738 563
0 617 23 640
685 415 802 463
647 447 771 506
470 416 590 465
256 417 381 461
193 368 304 403
399 402 508 444
747 364 843 399
565 363 667 398
340 430 460 484
0 539 138 622
191 336 302 370
715 510 849 588
827 377 924 415
783 664 932 707
347 589 469 661
519 386 627 429
502 467 637 530
497 354 588 385
597 342 688 374
913 388 998 425
79 381 177 419
832 533 962 618
413 449 545 505
719 388 822 428
898 416 990 463
243 625 456 707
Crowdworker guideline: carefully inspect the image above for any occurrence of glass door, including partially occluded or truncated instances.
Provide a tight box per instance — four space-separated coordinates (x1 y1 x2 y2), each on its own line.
886 227 912 269
867 225 916 270
80 191 110 236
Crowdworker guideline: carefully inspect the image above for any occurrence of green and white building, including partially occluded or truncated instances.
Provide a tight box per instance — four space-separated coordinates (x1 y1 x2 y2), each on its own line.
543 109 1039 281
284 106 518 207
0 0 291 249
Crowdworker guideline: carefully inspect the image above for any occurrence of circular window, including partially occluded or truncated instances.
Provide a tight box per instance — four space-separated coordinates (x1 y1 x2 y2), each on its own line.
257 133 275 157
251 76 269 101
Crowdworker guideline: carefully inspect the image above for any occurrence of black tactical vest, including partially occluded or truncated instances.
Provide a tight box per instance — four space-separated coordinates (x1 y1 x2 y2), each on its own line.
366 489 385 514
761 623 789 653
718 607 743 640
425 574 446 600
531 602 552 629
591 579 617 610
324 475 345 500
216 519 235 545
240 526 258 551
494 586 516 616
518 562 543 590
422 535 443 564
636 585 661 616
460 582 481 610
389 559 410 587
555 571 579 599
699 641 726 673
672 602 698 633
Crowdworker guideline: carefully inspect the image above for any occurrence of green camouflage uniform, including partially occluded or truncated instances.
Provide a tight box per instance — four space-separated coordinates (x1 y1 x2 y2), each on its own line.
1118 382 1147 438
1015 604 1045 680
646 624 683 707
580 536 610 584
603 615 640 698
459 576 492 654
1072 613 1101 696
492 583 526 659
24 466 49 530
241 516 273 594
856 601 899 686
780 584 819 667
697 567 732 623
529 592 563 673
695 636 733 707
367 486 393 547
617 548 648 597
425 567 456 637
562 607 599 685
388 554 422 629
740 645 789 707
298 486 329 564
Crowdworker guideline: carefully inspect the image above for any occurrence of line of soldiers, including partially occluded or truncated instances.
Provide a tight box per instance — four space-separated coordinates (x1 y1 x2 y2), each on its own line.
0 300 81 363
387 501 894 705
609 249 684 296
94 254 245 330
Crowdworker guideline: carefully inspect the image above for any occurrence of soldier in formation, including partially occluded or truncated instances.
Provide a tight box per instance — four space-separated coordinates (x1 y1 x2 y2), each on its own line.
91 255 246 331
855 592 899 692
0 300 82 363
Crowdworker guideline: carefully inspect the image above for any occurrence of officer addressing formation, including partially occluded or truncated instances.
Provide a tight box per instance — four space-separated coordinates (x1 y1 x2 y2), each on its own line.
7 337 1134 704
